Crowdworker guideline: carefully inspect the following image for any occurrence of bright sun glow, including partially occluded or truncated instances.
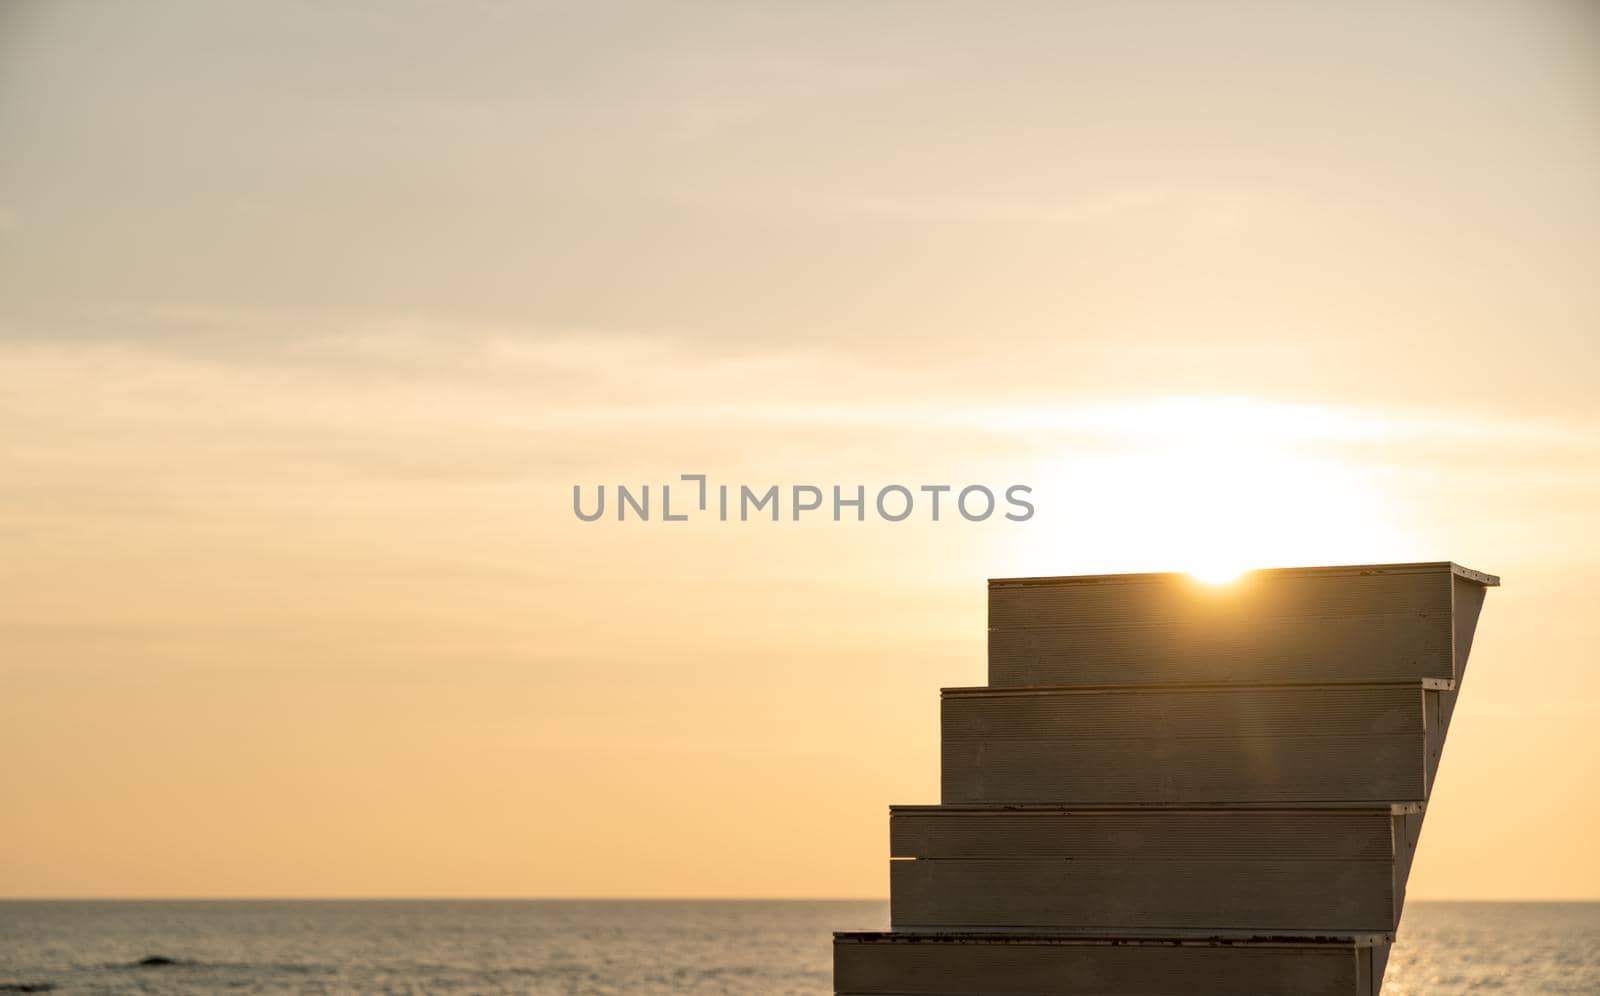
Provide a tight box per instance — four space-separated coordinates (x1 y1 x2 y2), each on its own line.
1188 563 1248 585
997 396 1414 578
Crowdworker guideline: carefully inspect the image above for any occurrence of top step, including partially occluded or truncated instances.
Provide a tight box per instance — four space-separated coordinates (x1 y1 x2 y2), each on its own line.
988 562 1496 688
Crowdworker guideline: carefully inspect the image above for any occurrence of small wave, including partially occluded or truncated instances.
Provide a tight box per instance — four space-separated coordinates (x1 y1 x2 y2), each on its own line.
130 956 194 968
0 984 56 993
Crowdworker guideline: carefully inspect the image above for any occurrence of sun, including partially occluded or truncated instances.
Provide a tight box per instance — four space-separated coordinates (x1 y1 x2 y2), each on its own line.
992 396 1413 579
1187 562 1248 585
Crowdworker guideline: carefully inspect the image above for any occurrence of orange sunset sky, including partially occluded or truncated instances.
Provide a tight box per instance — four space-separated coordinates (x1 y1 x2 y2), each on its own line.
2 1 1598 899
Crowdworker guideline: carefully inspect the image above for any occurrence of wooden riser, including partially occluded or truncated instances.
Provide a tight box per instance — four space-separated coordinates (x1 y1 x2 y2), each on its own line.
835 933 1388 996
891 805 1419 861
942 683 1448 805
988 563 1493 689
892 859 1398 933
888 804 1417 934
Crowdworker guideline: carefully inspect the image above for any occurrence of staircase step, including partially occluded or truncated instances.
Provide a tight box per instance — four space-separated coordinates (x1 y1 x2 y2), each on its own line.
887 803 1419 935
988 561 1494 688
941 682 1449 805
835 931 1389 996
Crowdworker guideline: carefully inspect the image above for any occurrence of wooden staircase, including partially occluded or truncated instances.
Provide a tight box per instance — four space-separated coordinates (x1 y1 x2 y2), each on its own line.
835 562 1498 996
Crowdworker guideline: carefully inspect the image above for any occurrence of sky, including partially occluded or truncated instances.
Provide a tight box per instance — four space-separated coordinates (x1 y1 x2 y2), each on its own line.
1 0 1598 899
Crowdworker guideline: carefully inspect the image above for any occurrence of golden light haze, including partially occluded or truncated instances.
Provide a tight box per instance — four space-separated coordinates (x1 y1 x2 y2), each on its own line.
2 1 1598 900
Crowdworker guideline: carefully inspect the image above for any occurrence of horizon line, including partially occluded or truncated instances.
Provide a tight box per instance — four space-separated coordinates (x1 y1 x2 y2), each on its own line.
6 903 1593 909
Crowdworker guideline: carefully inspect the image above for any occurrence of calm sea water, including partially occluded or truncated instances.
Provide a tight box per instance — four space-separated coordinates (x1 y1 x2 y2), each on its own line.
1 900 1596 994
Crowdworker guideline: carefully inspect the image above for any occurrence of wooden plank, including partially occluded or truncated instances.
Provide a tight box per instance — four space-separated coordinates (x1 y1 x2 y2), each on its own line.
941 684 1442 805
890 859 1397 933
890 806 1404 861
987 562 1496 688
1394 809 1422 910
887 806 1407 934
1366 940 1389 994
834 933 1381 996
1453 573 1488 682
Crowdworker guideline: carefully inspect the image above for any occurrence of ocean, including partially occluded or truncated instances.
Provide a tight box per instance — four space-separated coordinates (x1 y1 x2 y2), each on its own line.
1 900 1596 994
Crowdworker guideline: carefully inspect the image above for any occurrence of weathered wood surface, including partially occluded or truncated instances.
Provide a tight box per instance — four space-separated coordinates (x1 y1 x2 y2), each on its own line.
891 859 1398 933
988 562 1496 688
835 932 1385 996
941 683 1447 805
889 805 1412 933
891 804 1416 861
